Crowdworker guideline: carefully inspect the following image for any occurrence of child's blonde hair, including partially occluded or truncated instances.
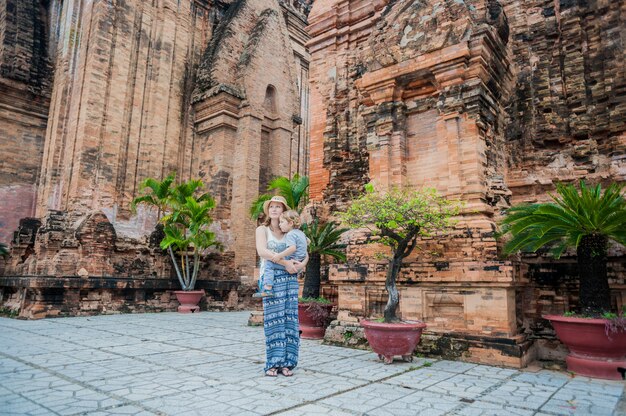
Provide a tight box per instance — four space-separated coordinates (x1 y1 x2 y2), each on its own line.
280 210 301 228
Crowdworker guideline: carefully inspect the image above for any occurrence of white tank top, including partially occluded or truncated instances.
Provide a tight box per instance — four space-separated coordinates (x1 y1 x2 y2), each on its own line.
260 226 287 270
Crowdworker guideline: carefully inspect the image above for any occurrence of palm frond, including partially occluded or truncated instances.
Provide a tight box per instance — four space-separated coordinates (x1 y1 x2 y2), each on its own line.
249 194 271 220
302 220 348 260
500 181 626 255
268 174 309 211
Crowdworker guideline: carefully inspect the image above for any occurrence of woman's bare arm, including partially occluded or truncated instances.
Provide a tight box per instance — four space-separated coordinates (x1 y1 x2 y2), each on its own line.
255 226 276 260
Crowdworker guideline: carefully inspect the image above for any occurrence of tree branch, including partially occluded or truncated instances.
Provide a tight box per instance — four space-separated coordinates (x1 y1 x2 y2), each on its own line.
380 227 403 242
402 232 419 258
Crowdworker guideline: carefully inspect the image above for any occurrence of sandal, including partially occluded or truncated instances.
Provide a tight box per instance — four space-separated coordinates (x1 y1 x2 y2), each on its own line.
280 367 293 377
265 368 278 377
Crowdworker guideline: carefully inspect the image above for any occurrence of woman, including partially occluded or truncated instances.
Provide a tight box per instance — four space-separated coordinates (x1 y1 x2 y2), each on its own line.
256 195 307 377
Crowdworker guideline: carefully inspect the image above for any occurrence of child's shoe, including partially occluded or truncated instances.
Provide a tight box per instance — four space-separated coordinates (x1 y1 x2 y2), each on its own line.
252 285 274 298
252 291 273 298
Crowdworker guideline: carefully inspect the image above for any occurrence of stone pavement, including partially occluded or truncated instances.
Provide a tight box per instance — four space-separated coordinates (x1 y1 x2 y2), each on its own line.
0 312 624 416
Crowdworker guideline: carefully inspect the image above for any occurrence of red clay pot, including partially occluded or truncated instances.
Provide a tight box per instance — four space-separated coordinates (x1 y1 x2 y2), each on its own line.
173 290 204 313
298 302 333 339
545 314 626 380
361 319 427 364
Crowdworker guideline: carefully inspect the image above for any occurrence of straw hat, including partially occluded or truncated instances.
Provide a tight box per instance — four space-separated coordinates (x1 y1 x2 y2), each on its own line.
262 195 290 217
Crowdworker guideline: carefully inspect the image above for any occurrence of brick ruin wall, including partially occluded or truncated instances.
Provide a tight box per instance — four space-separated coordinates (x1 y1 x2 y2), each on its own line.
0 0 52 244
307 0 625 366
502 0 626 355
0 0 227 302
0 0 312 317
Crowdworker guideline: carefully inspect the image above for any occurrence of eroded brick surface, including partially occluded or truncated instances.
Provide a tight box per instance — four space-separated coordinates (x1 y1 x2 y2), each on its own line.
308 0 625 366
0 0 311 316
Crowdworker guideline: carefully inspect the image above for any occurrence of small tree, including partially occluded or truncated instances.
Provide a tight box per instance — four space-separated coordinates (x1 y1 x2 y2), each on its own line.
300 220 348 299
500 181 626 315
0 242 8 258
132 173 221 291
341 184 460 322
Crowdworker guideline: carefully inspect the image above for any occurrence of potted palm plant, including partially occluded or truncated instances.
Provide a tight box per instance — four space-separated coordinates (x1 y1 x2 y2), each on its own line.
341 184 460 363
132 173 221 313
299 219 348 338
500 181 626 380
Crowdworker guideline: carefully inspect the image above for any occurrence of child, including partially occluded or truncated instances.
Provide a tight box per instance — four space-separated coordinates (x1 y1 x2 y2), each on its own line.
253 210 308 298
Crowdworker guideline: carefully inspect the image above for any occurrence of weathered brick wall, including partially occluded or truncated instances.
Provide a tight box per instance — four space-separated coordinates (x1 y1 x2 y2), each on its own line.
0 0 52 244
501 0 626 349
36 0 218 226
1 0 312 317
504 0 625 195
307 0 526 366
191 0 310 278
309 0 625 366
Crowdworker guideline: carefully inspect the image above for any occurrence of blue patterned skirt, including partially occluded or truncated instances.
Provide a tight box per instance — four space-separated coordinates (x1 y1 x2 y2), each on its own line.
263 269 299 371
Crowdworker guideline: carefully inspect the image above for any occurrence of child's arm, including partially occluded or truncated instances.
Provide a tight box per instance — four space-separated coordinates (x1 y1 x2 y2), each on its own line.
271 245 296 263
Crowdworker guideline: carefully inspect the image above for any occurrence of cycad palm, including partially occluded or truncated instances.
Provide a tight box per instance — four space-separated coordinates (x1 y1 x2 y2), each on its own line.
501 181 626 314
301 220 348 298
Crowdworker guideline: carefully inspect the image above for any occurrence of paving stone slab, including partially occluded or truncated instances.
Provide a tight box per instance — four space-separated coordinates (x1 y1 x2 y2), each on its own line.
317 382 415 413
511 370 570 388
0 357 34 375
366 389 461 416
59 355 167 376
464 365 518 380
562 377 625 396
165 336 241 349
186 358 263 383
298 343 370 358
102 341 186 357
1 368 75 394
207 341 266 360
17 349 121 367
427 360 478 373
383 364 456 390
424 373 502 399
451 399 536 416
239 368 369 401
73 336 147 349
84 371 192 400
22 383 122 415
139 349 229 367
128 330 206 343
279 403 358 415
539 386 622 416
0 394 53 416
84 405 158 415
298 354 418 381
479 380 558 410
141 388 263 416
1 313 624 416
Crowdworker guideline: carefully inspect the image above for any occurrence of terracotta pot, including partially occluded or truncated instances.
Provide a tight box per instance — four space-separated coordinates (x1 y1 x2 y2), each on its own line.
173 290 204 313
298 302 333 339
545 314 626 380
361 319 427 364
